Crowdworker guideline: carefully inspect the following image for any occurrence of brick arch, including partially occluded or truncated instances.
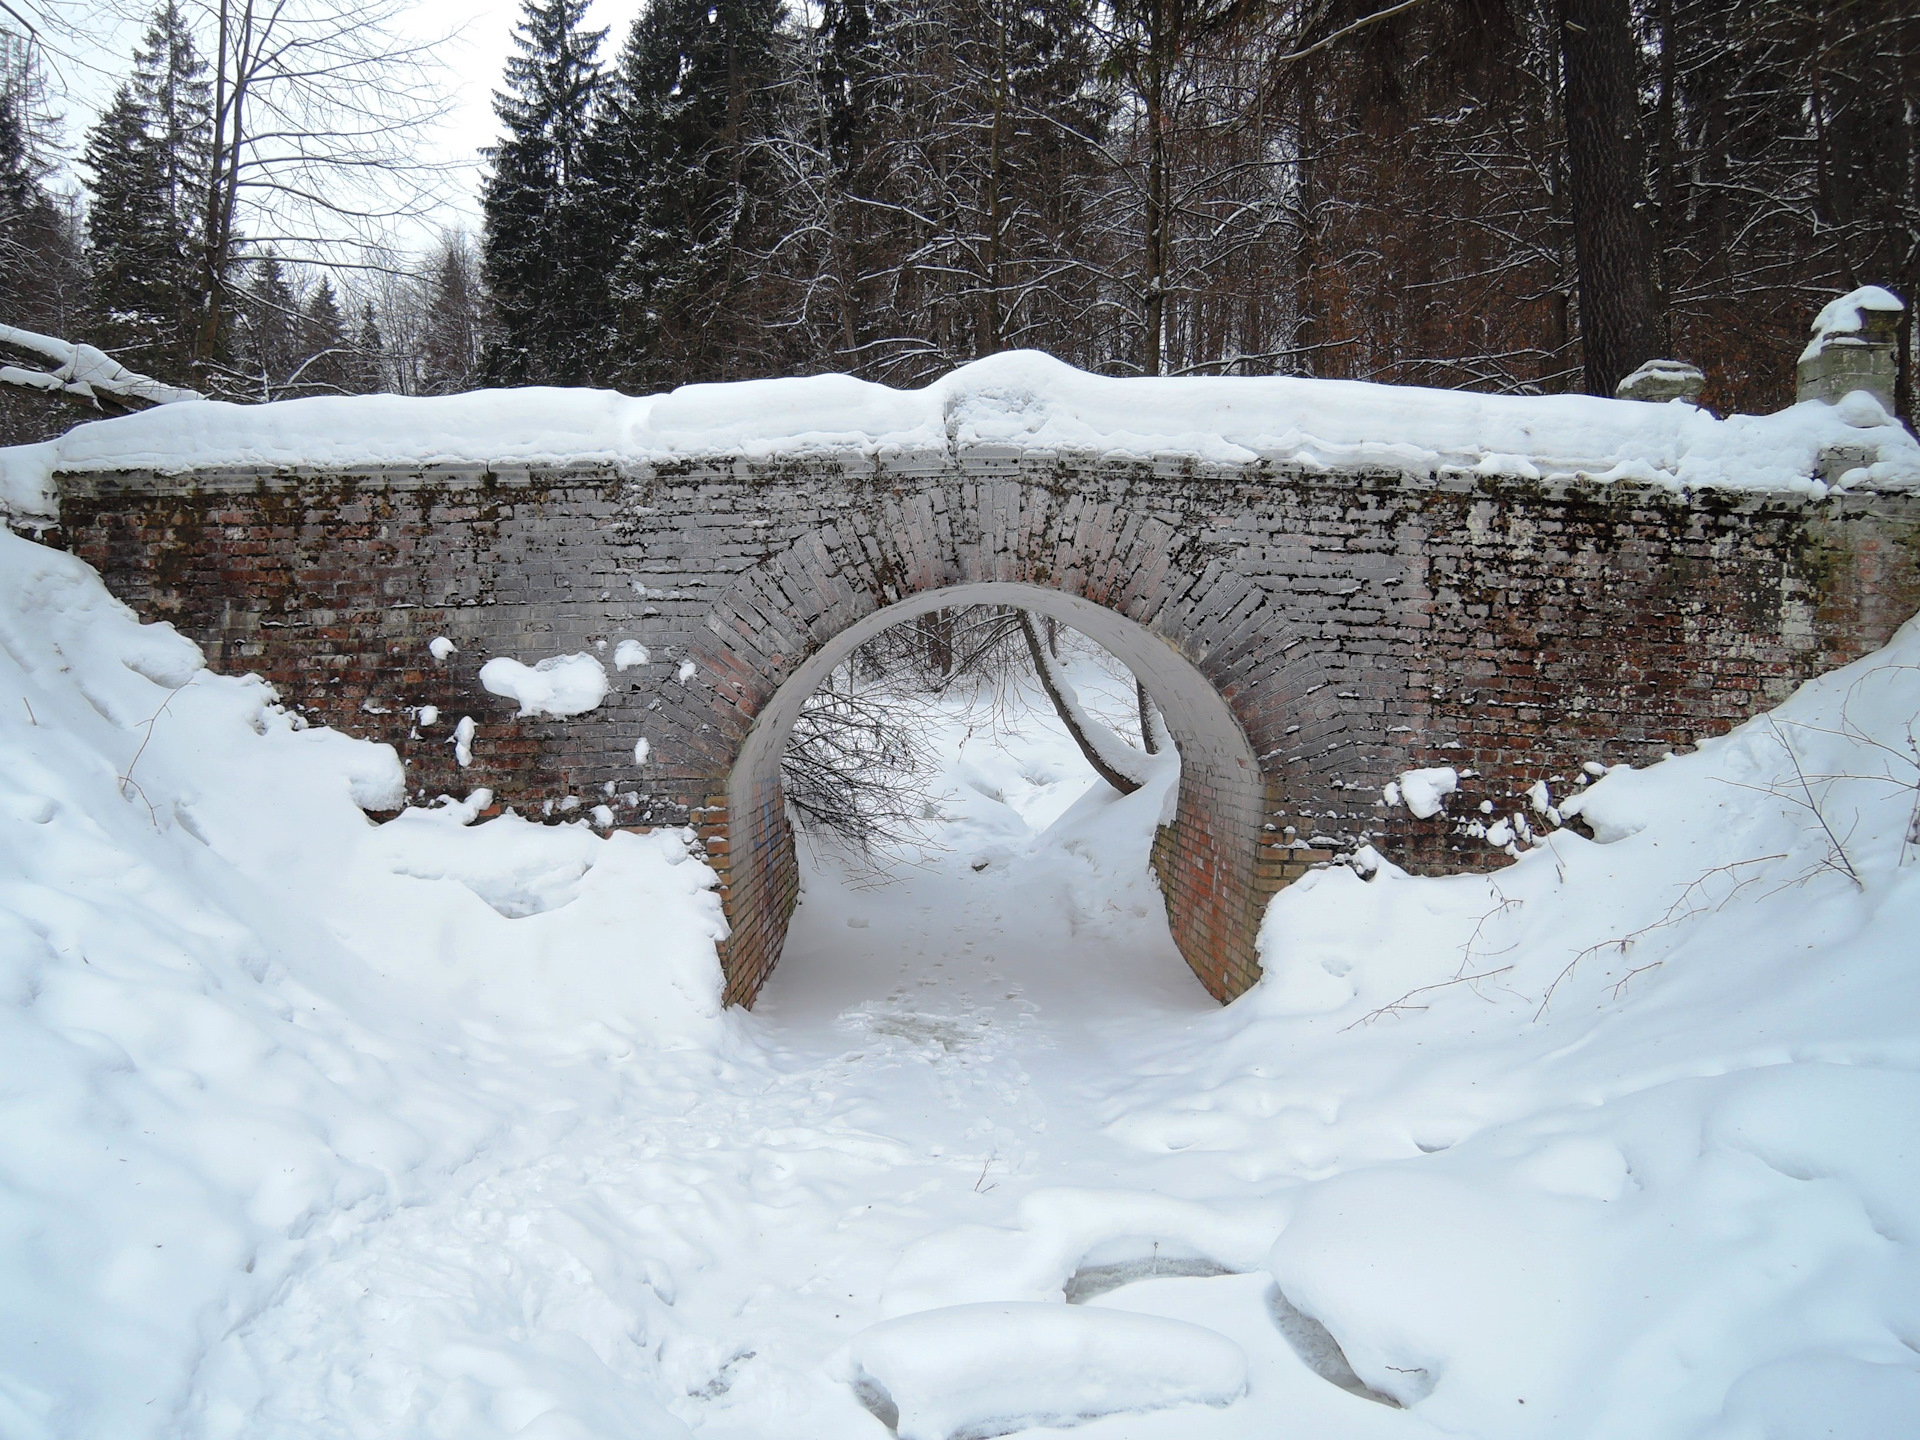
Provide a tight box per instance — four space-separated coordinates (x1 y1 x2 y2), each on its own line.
710 580 1273 1006
56 445 1920 1013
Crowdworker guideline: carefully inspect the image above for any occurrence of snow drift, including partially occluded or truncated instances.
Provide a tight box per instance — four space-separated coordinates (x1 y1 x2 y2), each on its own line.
2 504 1919 1439
0 526 726 1440
6 350 1918 523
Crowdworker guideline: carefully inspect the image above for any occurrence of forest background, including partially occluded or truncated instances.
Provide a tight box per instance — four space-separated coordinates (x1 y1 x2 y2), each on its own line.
1 0 1914 446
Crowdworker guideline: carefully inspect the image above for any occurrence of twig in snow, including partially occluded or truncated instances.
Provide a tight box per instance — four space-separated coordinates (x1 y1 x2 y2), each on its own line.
1342 966 1516 1030
1532 854 1785 1019
1767 717 1862 887
118 683 191 823
973 1152 998 1193
1456 884 1522 978
1608 962 1666 1000
1734 669 1920 867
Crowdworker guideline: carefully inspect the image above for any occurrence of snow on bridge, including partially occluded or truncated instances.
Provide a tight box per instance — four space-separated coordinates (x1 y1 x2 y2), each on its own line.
14 352 1920 1003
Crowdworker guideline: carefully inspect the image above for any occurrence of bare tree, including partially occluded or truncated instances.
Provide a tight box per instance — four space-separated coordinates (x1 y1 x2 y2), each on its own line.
184 0 458 379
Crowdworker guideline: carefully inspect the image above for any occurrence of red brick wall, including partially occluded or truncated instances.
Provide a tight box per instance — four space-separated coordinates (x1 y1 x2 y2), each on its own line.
52 456 1920 1005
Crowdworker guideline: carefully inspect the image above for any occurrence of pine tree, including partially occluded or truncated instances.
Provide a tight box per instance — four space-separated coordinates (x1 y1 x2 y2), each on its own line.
595 0 786 389
2 27 90 442
80 1 212 387
232 252 301 398
294 278 350 395
420 232 487 393
83 87 172 370
348 298 387 394
481 0 610 385
131 0 212 379
0 39 52 296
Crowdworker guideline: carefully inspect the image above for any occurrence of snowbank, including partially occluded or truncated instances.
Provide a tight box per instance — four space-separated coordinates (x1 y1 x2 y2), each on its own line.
6 349 1916 520
0 527 728 1440
1147 617 1920 1431
832 1302 1247 1439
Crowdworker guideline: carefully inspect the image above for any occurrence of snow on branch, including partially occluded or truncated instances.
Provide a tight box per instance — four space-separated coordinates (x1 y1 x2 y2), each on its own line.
0 325 202 414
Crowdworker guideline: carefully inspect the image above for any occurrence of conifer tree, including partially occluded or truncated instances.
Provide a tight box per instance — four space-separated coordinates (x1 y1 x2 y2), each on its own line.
595 0 785 389
81 1 213 386
295 278 350 394
83 88 171 370
0 39 56 301
481 0 610 385
132 0 213 375
231 252 301 398
348 298 387 394
417 234 487 393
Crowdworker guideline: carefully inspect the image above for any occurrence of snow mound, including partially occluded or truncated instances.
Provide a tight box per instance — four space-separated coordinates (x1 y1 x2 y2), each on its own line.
0 526 728 1439
1800 284 1904 361
10 350 1918 520
831 1301 1247 1439
479 651 610 718
1105 611 1920 1431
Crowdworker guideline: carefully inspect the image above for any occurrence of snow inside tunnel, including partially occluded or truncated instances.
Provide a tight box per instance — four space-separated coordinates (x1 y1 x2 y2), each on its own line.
756 597 1224 1034
721 582 1268 1006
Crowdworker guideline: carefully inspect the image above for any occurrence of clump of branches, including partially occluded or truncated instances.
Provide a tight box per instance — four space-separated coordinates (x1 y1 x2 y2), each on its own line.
783 605 1160 854
781 670 937 851
849 606 1037 694
785 610 1026 852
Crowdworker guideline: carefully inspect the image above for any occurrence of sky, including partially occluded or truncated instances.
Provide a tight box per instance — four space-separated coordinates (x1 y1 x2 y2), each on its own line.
25 0 650 255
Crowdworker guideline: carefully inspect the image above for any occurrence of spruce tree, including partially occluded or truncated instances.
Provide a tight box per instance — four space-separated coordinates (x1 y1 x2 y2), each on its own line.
296 279 350 395
348 299 386 394
0 49 50 292
481 0 610 385
420 233 486 394
131 0 212 379
80 1 212 386
232 252 300 398
83 88 171 370
596 0 785 389
1 31 87 442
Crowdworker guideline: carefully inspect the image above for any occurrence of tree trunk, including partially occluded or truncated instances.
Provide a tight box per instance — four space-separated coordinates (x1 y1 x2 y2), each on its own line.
1559 0 1656 396
1017 612 1143 795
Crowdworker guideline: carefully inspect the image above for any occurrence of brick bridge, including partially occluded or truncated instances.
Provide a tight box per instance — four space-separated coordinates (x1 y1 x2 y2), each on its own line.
44 360 1920 1005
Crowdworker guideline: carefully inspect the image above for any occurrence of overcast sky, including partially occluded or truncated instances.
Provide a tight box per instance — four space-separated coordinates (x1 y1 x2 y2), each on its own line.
34 0 650 252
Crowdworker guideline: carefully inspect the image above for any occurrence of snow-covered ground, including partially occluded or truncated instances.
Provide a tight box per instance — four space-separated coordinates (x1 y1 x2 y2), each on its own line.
4 523 1920 1439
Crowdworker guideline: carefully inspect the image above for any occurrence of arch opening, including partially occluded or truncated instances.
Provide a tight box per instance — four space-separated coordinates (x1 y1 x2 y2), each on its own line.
719 583 1267 1007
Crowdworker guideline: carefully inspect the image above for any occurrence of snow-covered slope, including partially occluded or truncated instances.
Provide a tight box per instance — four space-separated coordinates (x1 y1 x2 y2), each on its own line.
6 352 1917 522
0 527 728 1439
3 521 1919 1439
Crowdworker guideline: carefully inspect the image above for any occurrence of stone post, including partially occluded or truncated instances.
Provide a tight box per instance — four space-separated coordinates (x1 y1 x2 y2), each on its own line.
1796 286 1902 409
1614 358 1705 403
